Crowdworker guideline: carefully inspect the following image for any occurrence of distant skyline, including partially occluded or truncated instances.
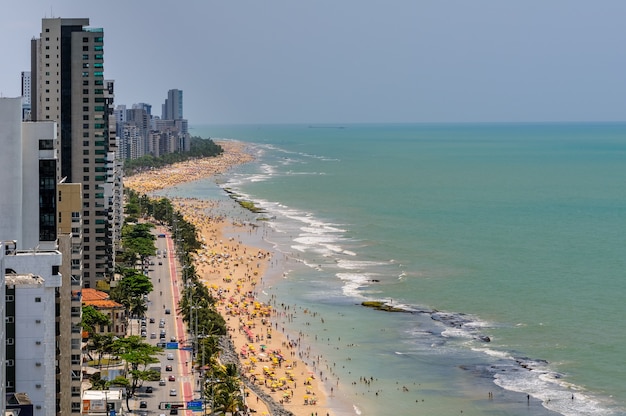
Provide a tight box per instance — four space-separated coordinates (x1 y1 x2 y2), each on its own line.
2 1 626 124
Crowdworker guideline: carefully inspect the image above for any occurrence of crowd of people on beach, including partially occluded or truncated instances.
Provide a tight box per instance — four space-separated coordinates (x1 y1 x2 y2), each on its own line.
126 145 336 416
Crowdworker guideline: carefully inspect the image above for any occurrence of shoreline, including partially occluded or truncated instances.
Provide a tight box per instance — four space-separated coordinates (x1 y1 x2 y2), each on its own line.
126 142 335 416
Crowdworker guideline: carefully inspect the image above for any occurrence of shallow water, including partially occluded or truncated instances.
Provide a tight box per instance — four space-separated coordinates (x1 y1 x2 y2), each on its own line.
163 123 626 415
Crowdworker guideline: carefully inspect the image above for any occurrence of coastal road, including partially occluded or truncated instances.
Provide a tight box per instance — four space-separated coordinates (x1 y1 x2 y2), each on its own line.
130 228 195 416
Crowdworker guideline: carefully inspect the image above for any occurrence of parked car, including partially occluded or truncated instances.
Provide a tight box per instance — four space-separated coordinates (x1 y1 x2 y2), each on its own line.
166 353 174 360
165 308 171 315
145 386 153 393
139 401 148 409
149 317 155 323
150 333 156 339
140 331 147 337
159 261 163 265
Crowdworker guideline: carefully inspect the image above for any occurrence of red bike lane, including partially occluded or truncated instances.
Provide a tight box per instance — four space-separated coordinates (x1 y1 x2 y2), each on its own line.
164 230 195 415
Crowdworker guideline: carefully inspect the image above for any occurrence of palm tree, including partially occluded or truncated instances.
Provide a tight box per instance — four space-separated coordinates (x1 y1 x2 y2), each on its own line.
206 363 244 415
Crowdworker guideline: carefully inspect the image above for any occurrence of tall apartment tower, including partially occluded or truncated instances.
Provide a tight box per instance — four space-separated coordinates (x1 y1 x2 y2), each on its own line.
31 18 117 288
0 97 64 416
21 71 32 120
161 88 183 120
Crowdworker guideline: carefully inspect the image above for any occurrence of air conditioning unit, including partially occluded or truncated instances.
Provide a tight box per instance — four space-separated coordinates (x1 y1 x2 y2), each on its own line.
36 362 42 367
36 341 42 345
36 406 42 410
35 319 41 323
35 384 42 388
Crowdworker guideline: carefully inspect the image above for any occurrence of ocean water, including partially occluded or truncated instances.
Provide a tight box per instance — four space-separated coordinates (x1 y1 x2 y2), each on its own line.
162 123 626 416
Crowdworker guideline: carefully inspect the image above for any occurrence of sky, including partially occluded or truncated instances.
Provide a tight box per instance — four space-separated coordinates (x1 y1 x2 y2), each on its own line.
1 1 626 125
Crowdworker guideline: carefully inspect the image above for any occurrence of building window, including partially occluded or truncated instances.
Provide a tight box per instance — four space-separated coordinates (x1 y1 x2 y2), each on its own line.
6 338 14 345
5 316 14 323
6 295 14 301
6 359 14 366
39 139 54 150
35 297 41 302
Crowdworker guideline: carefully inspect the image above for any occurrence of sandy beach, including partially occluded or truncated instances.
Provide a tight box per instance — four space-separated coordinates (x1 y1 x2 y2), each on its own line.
126 142 334 416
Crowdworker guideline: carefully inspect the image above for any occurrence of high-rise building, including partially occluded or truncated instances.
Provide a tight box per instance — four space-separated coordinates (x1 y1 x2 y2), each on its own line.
162 88 183 121
31 17 119 288
0 97 64 416
21 71 32 120
0 242 6 416
57 182 84 415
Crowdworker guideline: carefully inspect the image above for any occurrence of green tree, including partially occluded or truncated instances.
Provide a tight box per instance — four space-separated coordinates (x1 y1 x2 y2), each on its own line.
112 336 162 399
121 222 157 267
90 333 116 368
110 270 153 320
82 305 112 335
207 364 244 415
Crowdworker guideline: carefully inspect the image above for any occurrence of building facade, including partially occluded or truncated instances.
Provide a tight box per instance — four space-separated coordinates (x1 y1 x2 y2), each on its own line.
4 249 63 416
31 18 118 288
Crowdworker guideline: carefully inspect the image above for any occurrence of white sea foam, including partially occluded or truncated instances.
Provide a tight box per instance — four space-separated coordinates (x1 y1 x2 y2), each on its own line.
336 258 389 270
336 272 375 297
441 328 474 339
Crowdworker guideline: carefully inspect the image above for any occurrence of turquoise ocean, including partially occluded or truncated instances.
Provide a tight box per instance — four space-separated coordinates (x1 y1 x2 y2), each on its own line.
159 123 626 416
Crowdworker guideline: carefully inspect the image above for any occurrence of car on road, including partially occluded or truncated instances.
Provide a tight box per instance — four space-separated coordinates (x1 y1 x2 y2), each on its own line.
139 401 148 409
170 336 177 342
159 321 165 328
165 308 171 315
150 333 156 339
169 388 177 396
149 317 155 323
145 386 153 393
168 375 176 382
160 333 166 339
159 379 166 386
166 353 174 360
157 341 166 348
159 261 163 265
169 410 178 415
165 365 173 371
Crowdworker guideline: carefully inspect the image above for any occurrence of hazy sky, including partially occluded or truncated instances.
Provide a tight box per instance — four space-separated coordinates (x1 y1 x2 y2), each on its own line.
1 1 626 124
